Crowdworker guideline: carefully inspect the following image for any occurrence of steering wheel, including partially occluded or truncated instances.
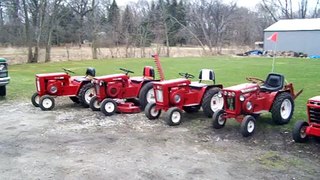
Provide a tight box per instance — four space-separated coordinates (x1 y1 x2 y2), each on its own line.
246 77 265 84
62 68 75 74
120 68 134 75
179 72 195 79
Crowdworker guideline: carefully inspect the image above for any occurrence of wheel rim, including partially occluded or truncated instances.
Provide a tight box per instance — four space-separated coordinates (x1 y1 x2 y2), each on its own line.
104 102 115 113
210 94 224 112
171 111 181 123
42 98 53 109
300 125 307 138
280 99 292 119
247 120 255 133
93 99 100 109
85 88 95 104
150 105 159 117
146 89 155 103
35 95 40 105
218 114 225 125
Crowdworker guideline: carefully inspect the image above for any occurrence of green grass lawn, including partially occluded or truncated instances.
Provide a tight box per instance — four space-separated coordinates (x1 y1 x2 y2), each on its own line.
3 56 320 128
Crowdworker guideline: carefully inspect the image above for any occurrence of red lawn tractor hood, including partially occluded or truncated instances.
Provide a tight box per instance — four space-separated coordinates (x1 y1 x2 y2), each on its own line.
153 78 190 86
309 96 320 102
94 74 128 81
223 83 259 93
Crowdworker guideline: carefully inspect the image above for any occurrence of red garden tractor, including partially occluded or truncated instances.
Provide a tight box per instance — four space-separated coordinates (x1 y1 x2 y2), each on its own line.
89 54 165 116
144 69 224 126
31 67 96 111
292 96 320 143
212 73 302 137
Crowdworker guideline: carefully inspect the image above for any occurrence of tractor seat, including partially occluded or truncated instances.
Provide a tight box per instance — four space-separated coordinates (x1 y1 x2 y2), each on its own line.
260 73 284 92
190 69 215 88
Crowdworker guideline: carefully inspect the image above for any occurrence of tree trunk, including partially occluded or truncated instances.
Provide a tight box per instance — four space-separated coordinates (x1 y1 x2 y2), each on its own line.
22 0 33 63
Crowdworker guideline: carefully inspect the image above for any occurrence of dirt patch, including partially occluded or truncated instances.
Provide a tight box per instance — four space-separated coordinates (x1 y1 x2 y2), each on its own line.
0 99 319 179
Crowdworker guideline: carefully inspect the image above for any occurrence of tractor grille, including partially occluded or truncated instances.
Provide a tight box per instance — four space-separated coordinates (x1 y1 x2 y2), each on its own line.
226 97 235 110
309 107 320 124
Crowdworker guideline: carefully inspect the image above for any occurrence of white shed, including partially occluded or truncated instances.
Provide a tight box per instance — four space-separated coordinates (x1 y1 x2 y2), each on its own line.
264 18 320 56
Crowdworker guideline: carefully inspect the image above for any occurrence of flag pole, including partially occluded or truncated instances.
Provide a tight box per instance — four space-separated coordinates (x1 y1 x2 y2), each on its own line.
272 42 277 72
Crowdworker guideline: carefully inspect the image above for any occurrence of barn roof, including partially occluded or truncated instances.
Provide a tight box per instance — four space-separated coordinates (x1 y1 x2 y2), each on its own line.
264 18 320 32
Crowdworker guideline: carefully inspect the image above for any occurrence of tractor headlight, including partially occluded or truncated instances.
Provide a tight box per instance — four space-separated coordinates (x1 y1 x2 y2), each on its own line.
99 81 104 86
231 92 235 97
246 101 252 111
50 85 58 94
218 91 223 98
224 91 228 96
156 90 163 102
174 94 181 103
228 92 231 96
240 95 245 102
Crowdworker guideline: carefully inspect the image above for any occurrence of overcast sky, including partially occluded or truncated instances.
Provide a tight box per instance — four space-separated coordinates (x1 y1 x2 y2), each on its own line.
117 0 259 9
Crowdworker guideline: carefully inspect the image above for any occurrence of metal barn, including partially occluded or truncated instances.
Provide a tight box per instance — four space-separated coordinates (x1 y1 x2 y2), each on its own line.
264 18 320 56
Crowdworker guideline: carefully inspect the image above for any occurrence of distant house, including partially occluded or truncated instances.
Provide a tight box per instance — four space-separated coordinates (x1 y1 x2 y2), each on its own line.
264 18 320 56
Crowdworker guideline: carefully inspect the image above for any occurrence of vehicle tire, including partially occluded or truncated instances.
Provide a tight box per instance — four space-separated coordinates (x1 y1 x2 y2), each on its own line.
0 86 6 96
212 109 226 129
271 92 294 125
201 87 223 117
69 96 80 104
292 121 309 143
89 96 101 111
138 82 155 110
145 103 161 120
165 107 183 126
183 106 200 113
39 95 55 111
78 83 95 108
240 115 256 137
31 92 40 107
100 98 117 116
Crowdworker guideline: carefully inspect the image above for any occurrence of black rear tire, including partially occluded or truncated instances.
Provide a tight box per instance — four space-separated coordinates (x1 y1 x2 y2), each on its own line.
138 82 154 110
240 115 256 137
183 106 200 113
78 83 95 108
69 96 80 104
201 87 223 117
89 96 101 111
271 92 294 125
145 103 161 120
212 109 226 129
292 121 309 143
31 92 40 107
0 86 6 96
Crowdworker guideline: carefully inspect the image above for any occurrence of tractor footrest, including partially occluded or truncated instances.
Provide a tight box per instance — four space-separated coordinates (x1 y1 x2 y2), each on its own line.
117 102 141 113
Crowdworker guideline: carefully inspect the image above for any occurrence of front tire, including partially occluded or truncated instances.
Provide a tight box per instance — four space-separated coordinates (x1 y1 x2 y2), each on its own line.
145 103 161 120
240 115 256 137
78 83 96 108
31 92 40 107
0 86 6 96
292 121 309 143
89 96 101 111
212 109 226 129
271 92 294 125
39 95 55 111
100 98 117 116
139 82 155 110
202 87 223 117
165 107 183 126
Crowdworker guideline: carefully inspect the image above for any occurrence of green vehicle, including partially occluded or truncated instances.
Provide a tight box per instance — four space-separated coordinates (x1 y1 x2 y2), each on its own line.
0 58 10 96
